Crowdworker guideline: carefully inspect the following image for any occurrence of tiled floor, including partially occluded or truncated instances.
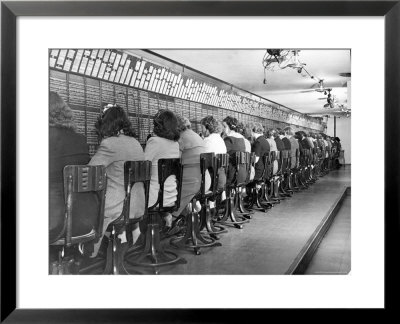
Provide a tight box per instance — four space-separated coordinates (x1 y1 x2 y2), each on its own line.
304 195 351 275
128 166 351 275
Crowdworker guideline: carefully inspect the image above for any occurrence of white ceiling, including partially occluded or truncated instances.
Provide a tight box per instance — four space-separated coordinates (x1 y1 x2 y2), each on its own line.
152 49 351 116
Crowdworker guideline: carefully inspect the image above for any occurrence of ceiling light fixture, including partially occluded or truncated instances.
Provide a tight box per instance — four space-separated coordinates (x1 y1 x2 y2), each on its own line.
285 50 306 71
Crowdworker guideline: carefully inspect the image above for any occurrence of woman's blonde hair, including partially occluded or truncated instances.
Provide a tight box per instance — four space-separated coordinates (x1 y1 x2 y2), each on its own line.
49 91 77 130
176 114 191 132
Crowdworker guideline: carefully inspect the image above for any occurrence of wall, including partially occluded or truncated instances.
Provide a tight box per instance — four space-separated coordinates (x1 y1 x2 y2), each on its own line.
49 48 324 156
327 116 351 164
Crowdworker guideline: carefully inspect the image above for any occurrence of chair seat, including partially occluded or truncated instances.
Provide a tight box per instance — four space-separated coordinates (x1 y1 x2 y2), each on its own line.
51 229 96 246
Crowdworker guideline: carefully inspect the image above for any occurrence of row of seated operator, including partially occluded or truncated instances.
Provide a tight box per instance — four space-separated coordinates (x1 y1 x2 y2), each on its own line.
49 91 343 270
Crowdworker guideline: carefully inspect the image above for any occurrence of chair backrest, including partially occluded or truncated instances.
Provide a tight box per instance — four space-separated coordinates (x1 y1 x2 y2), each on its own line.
295 149 299 168
200 152 217 197
262 152 271 181
236 152 249 182
246 152 255 182
62 165 107 247
276 150 283 174
151 158 183 212
215 153 229 191
122 160 152 224
226 151 241 186
216 153 229 170
281 150 289 173
300 149 307 166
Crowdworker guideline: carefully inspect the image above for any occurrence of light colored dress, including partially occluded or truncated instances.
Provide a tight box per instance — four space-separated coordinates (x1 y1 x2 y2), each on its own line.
203 133 227 155
288 136 299 168
203 133 227 190
144 136 180 208
88 134 145 255
266 137 278 175
173 129 207 216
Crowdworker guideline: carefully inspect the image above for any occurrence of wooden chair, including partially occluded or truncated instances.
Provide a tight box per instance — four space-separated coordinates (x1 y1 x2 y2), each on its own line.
124 158 187 274
298 149 309 189
279 150 293 197
199 153 227 239
307 147 317 183
213 153 231 223
291 149 301 191
50 165 107 275
171 153 222 255
261 151 279 206
283 149 295 194
247 152 273 212
271 151 287 201
217 152 250 229
98 161 152 275
317 146 326 176
235 152 255 218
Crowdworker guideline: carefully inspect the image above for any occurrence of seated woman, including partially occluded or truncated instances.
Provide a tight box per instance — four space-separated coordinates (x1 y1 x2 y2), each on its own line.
237 122 252 153
266 129 278 175
144 109 180 231
49 92 98 250
251 122 270 181
200 115 227 191
283 126 299 169
171 115 208 230
88 104 145 257
222 116 247 186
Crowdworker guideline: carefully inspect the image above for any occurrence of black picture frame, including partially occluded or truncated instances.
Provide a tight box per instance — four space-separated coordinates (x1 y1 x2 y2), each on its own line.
1 0 399 322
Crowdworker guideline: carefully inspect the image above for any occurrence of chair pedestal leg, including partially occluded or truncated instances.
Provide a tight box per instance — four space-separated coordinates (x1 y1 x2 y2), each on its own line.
298 169 309 189
260 180 277 206
272 177 285 202
107 230 145 275
235 186 254 218
279 175 292 197
125 213 187 274
248 185 271 212
200 201 227 240
218 188 249 229
295 171 302 189
286 173 295 193
171 201 222 255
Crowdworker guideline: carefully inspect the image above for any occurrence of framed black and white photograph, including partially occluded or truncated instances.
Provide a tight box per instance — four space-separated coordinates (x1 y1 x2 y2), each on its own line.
1 0 398 321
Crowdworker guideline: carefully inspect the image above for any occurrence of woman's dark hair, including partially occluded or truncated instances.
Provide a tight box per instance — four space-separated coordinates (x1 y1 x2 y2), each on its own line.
266 129 276 138
201 115 219 134
276 128 284 136
294 131 304 140
153 109 180 141
236 122 245 135
223 116 238 131
95 104 136 139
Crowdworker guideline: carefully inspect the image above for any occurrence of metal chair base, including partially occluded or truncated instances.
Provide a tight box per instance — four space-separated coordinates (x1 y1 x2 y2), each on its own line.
171 205 222 255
